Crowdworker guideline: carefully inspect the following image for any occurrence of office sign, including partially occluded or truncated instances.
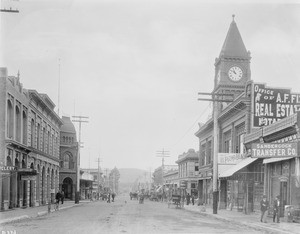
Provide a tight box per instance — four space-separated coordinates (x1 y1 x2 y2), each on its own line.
251 143 298 158
253 83 300 127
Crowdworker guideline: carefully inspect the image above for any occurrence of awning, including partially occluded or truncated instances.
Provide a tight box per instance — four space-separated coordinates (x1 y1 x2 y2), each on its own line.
219 157 258 178
263 157 293 164
218 164 233 178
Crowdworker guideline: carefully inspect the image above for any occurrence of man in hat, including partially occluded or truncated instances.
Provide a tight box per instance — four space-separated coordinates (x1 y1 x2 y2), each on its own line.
260 195 269 222
273 195 281 223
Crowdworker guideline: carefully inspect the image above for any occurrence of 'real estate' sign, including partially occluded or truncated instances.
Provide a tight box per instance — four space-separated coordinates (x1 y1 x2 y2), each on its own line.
251 143 298 158
253 83 300 127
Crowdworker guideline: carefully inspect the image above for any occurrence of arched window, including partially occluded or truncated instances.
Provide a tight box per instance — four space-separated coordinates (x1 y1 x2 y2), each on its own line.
7 100 13 138
6 156 12 166
42 127 46 152
63 152 73 169
37 123 40 150
47 131 50 154
22 111 27 144
31 119 35 147
15 106 21 142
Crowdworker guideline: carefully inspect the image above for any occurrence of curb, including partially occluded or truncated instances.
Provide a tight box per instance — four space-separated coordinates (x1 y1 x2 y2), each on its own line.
184 207 295 234
0 203 82 225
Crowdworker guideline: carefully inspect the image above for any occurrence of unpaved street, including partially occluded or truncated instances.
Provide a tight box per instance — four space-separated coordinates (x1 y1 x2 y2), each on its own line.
2 195 263 234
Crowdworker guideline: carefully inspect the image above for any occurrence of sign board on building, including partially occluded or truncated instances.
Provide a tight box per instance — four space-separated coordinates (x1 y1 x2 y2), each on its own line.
180 181 187 188
251 143 298 158
21 175 36 180
218 153 245 164
0 166 17 171
253 83 300 127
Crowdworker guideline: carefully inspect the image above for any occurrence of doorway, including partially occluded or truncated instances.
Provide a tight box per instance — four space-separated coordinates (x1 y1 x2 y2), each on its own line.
62 177 73 200
280 181 288 217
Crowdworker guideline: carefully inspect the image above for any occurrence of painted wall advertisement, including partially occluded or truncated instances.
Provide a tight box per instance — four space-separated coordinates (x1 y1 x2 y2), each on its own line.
253 83 300 127
251 143 298 158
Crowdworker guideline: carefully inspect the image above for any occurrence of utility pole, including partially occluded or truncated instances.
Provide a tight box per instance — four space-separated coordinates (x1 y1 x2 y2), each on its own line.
156 149 170 185
72 115 89 204
96 157 102 199
198 92 233 214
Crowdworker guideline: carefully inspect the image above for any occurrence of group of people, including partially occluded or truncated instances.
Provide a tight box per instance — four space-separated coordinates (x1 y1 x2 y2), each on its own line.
185 193 195 205
260 195 281 223
55 190 65 210
106 192 116 203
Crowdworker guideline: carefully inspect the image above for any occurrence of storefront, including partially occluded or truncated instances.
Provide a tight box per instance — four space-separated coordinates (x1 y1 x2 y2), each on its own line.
218 156 264 213
245 113 300 219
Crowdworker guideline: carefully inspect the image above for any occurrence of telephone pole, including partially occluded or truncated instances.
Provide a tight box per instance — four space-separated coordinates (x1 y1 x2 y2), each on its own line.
198 92 233 214
96 157 102 199
72 115 89 204
156 149 170 185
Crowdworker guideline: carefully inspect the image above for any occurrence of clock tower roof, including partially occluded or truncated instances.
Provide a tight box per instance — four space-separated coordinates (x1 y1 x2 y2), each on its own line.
219 15 249 59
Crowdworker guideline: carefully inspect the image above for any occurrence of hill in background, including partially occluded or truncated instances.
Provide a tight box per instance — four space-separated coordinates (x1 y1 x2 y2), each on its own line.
118 168 150 193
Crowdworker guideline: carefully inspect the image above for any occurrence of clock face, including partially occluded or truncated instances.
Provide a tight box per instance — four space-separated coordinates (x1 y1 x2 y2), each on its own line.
228 66 243 81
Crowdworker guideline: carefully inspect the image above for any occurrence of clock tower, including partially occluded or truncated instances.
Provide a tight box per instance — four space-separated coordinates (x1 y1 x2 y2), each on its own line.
214 15 251 100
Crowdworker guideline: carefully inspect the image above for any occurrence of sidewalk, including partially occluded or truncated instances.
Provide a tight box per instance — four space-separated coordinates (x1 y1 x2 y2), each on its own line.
184 204 300 234
0 200 91 225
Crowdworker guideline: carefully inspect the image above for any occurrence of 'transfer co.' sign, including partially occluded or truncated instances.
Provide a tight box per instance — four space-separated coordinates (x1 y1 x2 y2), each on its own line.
251 143 298 158
253 83 300 127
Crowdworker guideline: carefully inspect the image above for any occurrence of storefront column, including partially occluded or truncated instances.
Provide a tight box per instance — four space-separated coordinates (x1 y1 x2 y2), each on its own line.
2 173 10 210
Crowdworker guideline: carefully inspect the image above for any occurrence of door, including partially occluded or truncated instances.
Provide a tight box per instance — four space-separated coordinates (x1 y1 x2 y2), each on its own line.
62 177 73 200
280 181 288 217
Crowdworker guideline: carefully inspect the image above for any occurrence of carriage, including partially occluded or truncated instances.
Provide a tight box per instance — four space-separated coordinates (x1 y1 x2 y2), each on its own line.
130 192 138 200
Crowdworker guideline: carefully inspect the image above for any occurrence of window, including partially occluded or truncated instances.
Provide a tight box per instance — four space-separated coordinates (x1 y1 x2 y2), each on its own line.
63 154 70 169
42 127 46 152
235 124 245 153
207 141 212 164
15 106 21 142
223 131 231 153
30 119 35 147
22 111 27 144
37 123 40 150
7 100 13 138
47 131 50 154
200 143 206 166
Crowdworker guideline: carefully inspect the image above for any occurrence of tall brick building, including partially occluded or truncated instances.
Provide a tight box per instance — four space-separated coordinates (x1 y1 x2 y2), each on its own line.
0 68 62 210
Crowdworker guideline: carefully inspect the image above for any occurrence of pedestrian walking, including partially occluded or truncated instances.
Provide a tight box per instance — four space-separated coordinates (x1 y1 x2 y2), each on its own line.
55 190 61 210
273 195 281 223
61 190 65 204
107 193 111 203
260 195 269 223
186 193 191 205
112 193 116 202
191 194 195 206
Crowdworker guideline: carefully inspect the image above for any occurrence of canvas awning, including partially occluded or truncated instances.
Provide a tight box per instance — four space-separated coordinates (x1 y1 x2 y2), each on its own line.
263 157 293 164
218 164 233 178
219 157 258 178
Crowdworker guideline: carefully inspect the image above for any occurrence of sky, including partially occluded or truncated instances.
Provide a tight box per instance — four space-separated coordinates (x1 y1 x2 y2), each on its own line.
1 0 300 171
